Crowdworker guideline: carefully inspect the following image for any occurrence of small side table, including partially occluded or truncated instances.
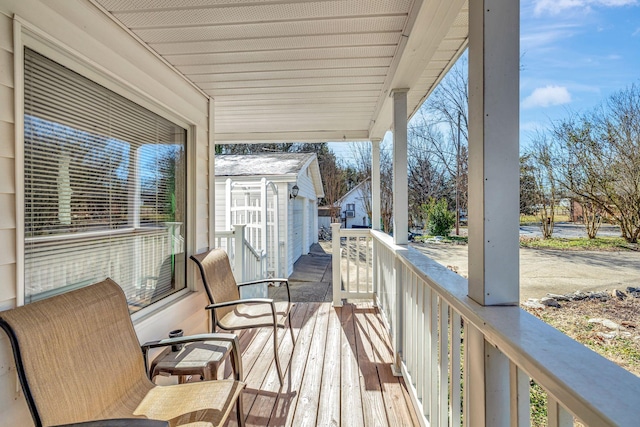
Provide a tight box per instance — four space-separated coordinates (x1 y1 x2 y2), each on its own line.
150 340 233 383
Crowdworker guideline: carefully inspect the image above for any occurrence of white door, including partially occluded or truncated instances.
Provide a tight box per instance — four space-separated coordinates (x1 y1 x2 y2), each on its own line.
307 200 314 249
292 198 303 261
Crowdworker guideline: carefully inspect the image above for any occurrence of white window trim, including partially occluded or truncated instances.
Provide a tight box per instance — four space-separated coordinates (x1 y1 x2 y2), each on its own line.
13 16 198 313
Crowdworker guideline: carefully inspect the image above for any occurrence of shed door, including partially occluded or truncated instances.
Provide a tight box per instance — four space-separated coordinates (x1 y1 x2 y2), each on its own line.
292 198 303 261
308 200 314 249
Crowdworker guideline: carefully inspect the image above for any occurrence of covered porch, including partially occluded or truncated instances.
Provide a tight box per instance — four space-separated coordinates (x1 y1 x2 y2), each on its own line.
1 0 640 426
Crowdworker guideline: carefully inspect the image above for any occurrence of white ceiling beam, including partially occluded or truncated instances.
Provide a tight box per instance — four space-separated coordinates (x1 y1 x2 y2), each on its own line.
215 130 370 144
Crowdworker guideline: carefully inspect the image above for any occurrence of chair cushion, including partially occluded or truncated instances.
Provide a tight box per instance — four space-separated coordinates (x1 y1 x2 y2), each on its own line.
218 301 292 330
133 379 245 427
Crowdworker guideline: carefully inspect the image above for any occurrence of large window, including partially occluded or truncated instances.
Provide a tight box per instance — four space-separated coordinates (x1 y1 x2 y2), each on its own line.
23 48 187 310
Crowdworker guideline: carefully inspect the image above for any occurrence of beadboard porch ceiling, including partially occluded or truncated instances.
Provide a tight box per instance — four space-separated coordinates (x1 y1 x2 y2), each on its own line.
91 0 468 143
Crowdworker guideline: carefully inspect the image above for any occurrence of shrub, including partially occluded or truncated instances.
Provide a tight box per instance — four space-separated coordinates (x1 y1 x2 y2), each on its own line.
422 198 455 236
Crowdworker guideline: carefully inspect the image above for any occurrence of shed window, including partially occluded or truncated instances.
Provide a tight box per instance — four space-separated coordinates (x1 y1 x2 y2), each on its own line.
23 48 187 310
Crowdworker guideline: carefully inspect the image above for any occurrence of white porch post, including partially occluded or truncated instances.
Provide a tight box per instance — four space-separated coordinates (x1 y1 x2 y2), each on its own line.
391 89 409 245
467 1 520 426
225 178 232 230
261 177 268 253
331 222 342 307
233 224 246 283
371 138 381 230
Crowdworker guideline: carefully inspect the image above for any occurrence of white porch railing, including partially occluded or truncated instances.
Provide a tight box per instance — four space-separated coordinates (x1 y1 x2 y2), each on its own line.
331 223 640 426
215 224 267 283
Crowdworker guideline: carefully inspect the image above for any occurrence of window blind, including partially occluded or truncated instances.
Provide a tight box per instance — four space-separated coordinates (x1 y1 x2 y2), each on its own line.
23 48 187 309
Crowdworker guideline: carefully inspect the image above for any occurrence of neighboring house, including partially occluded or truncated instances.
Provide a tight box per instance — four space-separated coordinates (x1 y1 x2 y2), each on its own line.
215 153 324 277
335 181 371 229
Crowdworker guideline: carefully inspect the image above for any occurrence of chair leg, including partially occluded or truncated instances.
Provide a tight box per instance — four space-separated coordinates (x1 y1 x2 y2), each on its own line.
236 391 245 427
273 325 284 386
288 312 295 345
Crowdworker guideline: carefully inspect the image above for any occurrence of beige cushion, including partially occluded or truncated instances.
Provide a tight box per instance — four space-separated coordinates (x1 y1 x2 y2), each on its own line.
133 380 243 427
218 301 292 330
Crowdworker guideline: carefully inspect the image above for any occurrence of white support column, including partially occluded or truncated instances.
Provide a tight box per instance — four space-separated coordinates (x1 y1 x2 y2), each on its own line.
371 139 382 230
331 223 342 307
260 178 268 253
391 89 409 245
225 178 232 230
467 1 520 427
233 224 246 283
208 98 216 249
468 0 520 306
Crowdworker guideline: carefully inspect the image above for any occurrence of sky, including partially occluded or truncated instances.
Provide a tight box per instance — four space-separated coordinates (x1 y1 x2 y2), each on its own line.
330 0 640 161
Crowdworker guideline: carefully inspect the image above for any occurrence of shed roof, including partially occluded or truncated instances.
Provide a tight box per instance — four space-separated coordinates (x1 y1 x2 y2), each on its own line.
215 152 325 197
215 152 316 177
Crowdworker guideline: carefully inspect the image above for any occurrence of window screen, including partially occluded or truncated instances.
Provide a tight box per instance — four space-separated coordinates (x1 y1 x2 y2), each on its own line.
23 48 187 310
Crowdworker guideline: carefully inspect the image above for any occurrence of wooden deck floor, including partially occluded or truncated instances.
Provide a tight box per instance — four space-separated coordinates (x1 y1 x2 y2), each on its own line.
224 302 420 426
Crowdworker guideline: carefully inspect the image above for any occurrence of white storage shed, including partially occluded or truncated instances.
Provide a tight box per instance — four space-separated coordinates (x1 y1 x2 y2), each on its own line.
215 153 324 277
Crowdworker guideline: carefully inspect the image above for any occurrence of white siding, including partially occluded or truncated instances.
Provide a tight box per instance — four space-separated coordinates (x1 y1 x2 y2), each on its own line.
0 11 30 425
0 1 212 423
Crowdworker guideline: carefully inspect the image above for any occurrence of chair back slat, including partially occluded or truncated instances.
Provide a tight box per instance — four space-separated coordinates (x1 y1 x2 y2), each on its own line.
191 249 240 321
0 279 153 426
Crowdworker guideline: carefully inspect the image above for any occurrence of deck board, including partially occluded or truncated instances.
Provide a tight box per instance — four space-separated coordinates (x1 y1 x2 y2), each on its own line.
223 302 419 426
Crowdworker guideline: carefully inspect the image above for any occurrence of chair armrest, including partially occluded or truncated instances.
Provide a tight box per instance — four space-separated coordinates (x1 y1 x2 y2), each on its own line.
52 419 169 427
206 298 274 310
237 278 288 287
240 278 292 303
141 333 243 381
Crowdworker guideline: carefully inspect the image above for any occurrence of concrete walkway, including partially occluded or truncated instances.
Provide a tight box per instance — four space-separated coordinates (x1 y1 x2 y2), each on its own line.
269 243 333 302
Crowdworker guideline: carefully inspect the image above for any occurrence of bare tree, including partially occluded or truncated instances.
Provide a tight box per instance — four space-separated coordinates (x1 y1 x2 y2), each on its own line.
351 142 394 232
527 136 559 239
550 85 640 242
410 56 469 234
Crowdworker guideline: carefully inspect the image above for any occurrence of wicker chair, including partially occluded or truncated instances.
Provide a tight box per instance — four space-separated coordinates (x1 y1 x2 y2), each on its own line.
0 278 245 427
190 249 295 386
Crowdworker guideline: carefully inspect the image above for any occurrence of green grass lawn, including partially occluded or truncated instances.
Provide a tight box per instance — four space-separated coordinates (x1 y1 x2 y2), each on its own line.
519 236 635 251
520 214 571 225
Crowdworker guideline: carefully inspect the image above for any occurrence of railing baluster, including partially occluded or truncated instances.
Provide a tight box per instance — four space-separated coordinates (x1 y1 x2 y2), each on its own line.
366 235 371 293
403 266 410 377
430 289 439 426
422 279 430 419
509 362 531 427
416 272 425 404
356 236 361 294
346 235 351 293
439 299 449 427
450 310 462 427
548 396 573 427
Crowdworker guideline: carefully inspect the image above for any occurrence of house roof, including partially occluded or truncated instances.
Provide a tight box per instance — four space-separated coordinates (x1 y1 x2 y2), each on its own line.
215 153 325 197
92 0 468 143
